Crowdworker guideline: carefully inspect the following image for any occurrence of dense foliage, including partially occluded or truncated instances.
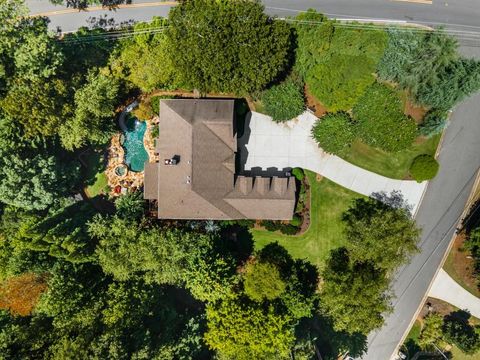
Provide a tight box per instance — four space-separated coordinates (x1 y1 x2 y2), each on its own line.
165 0 292 94
418 108 449 137
342 196 419 271
312 112 356 155
296 11 387 111
261 75 305 122
378 28 480 109
320 193 420 334
243 260 286 302
353 83 417 152
409 154 440 182
1 3 477 359
443 313 480 354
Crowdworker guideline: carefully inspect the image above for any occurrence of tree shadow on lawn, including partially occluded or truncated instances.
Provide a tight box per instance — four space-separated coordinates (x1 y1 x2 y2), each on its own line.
79 147 107 188
297 315 368 360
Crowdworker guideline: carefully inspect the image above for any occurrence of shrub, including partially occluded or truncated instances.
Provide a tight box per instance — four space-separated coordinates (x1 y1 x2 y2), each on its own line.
311 112 356 156
409 155 439 182
307 54 376 112
292 167 304 181
418 108 449 137
353 83 417 152
260 220 279 232
133 100 154 120
261 77 305 122
280 224 300 235
290 214 302 227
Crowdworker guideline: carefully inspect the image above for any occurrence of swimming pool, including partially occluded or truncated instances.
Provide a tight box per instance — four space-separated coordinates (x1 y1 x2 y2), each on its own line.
122 115 149 172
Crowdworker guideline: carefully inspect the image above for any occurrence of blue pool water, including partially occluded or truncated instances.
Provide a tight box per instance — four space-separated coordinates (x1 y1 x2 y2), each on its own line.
122 116 149 172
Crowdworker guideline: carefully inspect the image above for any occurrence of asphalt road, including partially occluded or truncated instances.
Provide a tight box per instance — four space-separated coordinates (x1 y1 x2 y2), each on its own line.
364 45 480 359
24 1 480 359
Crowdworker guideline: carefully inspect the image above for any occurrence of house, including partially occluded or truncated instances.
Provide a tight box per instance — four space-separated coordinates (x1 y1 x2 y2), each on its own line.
143 99 296 220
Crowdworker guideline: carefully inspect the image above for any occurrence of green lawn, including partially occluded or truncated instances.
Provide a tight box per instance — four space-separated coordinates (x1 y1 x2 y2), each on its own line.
341 134 441 180
85 172 108 198
82 149 109 198
251 172 364 268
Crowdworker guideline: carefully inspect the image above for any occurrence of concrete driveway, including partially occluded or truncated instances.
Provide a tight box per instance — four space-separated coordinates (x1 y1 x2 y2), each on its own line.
238 111 427 213
429 269 480 319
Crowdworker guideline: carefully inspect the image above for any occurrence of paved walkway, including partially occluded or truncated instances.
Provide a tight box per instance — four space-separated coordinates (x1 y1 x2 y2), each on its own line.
429 269 480 319
238 111 427 213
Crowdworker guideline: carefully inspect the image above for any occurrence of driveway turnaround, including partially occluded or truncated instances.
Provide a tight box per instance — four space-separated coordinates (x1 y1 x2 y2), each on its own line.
239 111 427 213
429 269 480 319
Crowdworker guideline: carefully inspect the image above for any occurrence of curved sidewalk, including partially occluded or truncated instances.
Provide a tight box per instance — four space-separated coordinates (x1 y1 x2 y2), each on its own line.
429 269 480 319
238 111 427 213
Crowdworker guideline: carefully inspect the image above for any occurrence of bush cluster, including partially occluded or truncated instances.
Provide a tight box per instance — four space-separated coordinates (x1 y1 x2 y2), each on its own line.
261 76 305 122
260 220 300 235
311 112 356 156
353 83 417 152
409 154 439 182
298 17 387 111
291 168 304 181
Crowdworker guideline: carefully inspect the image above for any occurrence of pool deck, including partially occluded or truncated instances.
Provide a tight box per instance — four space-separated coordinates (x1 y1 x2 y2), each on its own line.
105 112 159 197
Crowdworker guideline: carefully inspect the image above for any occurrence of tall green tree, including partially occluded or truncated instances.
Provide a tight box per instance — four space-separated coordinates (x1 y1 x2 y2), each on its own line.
418 313 444 350
111 17 178 92
342 196 420 271
204 296 295 360
165 0 292 94
59 71 120 150
320 248 392 335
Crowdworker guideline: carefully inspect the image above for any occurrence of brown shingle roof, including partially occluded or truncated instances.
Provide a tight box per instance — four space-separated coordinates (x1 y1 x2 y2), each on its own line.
143 99 295 220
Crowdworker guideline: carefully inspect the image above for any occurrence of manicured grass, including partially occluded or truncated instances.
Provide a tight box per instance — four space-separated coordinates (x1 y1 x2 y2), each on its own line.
451 345 480 360
251 172 364 268
85 172 108 198
341 134 441 180
82 149 109 198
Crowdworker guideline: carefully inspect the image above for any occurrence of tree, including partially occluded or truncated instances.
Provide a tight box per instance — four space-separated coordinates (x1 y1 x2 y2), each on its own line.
378 28 480 109
311 112 356 156
320 248 392 334
418 312 443 350
443 311 480 354
293 10 332 78
0 116 80 210
204 296 295 360
418 108 449 137
302 21 387 111
0 153 79 211
13 20 64 82
243 260 286 302
1 78 71 137
165 0 292 94
59 71 120 150
115 191 145 220
91 215 224 286
2 202 98 263
342 196 420 272
0 273 47 316
261 75 305 122
111 17 178 92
